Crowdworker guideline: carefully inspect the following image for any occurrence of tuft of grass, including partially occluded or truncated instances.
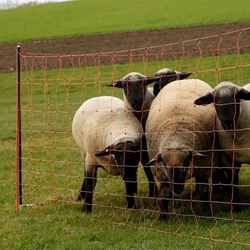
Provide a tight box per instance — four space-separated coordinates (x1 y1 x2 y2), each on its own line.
0 0 250 44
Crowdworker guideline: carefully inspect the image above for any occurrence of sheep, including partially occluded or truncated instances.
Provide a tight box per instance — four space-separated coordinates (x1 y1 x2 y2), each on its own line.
194 81 250 211
153 68 192 97
106 72 159 197
72 96 144 213
145 79 218 220
106 72 158 130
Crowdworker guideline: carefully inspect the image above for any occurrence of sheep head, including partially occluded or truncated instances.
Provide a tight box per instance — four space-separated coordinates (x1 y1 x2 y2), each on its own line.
95 138 141 193
194 82 250 130
153 68 192 96
145 149 207 196
106 72 158 111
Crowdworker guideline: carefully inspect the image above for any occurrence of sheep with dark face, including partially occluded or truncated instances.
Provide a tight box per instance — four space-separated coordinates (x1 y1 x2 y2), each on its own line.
106 72 158 130
194 81 250 211
72 96 144 213
153 68 192 97
106 72 159 197
145 79 218 220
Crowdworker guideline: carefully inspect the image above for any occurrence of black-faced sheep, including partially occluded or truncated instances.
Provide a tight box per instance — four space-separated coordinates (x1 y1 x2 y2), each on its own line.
145 79 218 220
106 72 158 130
153 68 192 97
72 96 144 213
194 81 250 211
106 72 159 197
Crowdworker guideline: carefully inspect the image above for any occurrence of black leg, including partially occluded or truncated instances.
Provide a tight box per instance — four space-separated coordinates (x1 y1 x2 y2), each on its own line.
158 198 169 220
157 183 171 220
221 164 242 212
141 136 158 197
143 166 158 197
124 181 136 209
77 178 86 201
196 176 212 216
232 168 242 212
83 178 95 213
82 168 97 214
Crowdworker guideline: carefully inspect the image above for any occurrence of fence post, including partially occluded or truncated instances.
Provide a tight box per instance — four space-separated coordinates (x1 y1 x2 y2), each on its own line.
16 45 22 211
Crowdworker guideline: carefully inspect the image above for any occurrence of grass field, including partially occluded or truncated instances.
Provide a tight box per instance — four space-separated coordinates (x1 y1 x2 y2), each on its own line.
0 0 250 43
1 1 250 249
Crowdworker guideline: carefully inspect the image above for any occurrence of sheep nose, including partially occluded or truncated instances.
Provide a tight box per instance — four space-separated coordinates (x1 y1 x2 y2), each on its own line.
221 122 234 130
132 99 143 110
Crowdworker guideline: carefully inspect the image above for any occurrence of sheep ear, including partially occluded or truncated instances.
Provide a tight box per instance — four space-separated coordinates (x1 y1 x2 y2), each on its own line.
192 151 207 159
95 141 138 157
176 71 192 80
145 154 163 166
194 92 213 106
239 88 250 100
95 145 114 156
106 81 123 88
145 77 160 85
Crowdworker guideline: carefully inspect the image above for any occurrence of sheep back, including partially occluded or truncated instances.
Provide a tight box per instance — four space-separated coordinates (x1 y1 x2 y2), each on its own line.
146 79 217 179
72 96 143 176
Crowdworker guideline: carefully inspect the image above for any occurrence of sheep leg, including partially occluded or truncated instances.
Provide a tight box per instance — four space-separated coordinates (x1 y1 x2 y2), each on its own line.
141 138 158 197
143 166 158 197
77 178 86 201
77 152 88 201
77 173 97 202
211 168 228 194
219 162 242 212
117 163 137 209
123 180 136 209
225 166 242 211
157 183 171 220
231 166 242 212
195 176 212 216
82 166 97 214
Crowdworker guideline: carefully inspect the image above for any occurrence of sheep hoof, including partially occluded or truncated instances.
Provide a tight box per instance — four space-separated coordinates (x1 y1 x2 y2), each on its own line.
127 203 136 210
77 191 86 201
82 204 92 214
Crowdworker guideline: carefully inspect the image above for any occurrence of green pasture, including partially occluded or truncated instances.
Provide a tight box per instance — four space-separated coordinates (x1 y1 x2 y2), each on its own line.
0 0 250 44
2 50 250 249
1 0 250 249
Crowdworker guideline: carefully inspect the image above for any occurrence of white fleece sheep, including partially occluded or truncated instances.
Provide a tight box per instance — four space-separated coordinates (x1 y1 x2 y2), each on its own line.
194 81 250 211
145 79 218 220
72 96 144 213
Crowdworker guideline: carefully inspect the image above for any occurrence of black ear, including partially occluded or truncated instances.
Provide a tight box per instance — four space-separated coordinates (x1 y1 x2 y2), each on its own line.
192 151 207 159
95 140 139 157
194 92 213 106
239 88 250 100
95 145 114 156
145 153 163 166
145 76 161 85
177 71 192 80
106 81 123 88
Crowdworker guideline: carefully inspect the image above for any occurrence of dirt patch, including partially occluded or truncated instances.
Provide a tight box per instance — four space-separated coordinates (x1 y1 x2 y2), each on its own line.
1 22 250 73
